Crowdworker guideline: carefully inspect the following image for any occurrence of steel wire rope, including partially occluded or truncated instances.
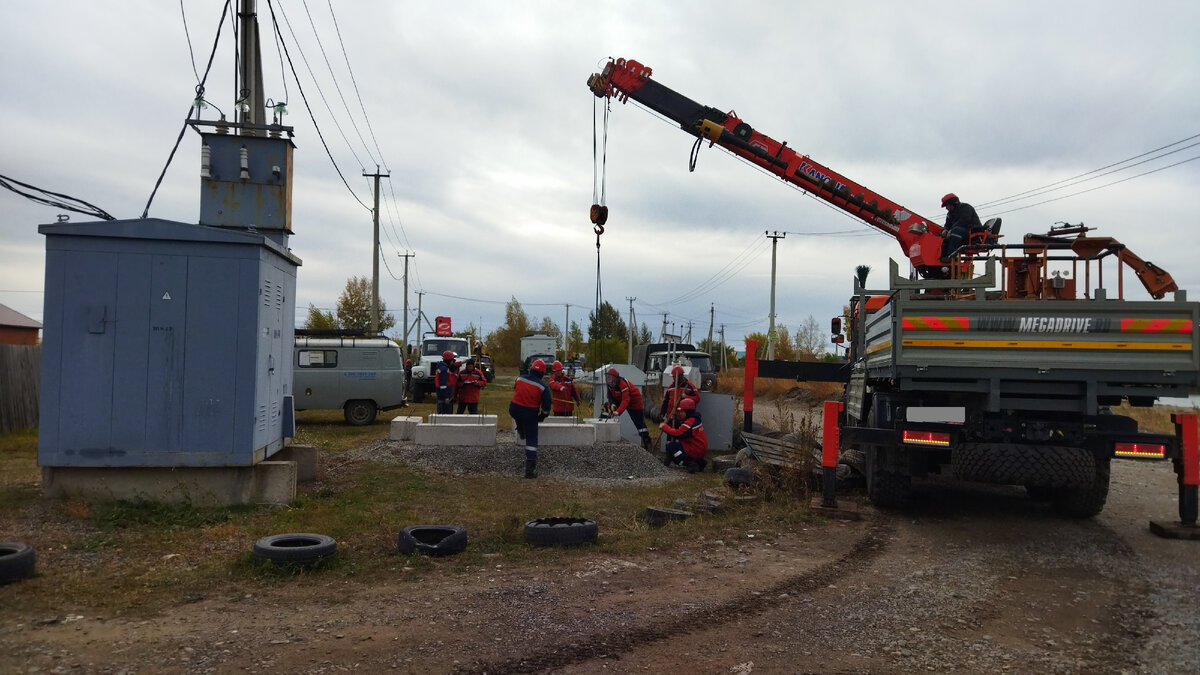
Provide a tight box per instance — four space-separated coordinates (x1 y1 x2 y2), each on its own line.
384 176 414 250
266 0 369 211
974 132 1200 209
179 0 201 83
981 153 1200 218
274 0 370 175
299 0 378 168
653 236 771 306
141 0 232 219
0 174 115 221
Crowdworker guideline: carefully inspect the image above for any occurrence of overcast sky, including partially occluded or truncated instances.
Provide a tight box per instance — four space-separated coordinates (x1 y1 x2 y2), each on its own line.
2 1 1198 356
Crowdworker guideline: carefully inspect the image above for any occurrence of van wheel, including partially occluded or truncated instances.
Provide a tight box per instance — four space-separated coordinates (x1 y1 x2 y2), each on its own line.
344 400 377 426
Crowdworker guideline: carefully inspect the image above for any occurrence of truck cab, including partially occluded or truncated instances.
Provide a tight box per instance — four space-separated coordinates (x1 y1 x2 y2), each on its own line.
408 335 471 403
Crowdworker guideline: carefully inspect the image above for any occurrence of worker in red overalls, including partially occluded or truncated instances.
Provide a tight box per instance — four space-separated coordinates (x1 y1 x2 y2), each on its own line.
455 358 488 414
548 360 582 417
605 367 651 450
510 359 552 478
660 397 708 473
659 365 700 420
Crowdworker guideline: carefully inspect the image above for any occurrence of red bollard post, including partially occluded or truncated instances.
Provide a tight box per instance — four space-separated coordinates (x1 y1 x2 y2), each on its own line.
820 400 844 507
743 339 758 433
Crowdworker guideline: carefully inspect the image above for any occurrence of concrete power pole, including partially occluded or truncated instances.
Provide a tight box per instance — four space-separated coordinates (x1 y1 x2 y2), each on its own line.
766 231 786 360
707 303 715 355
399 251 415 352
719 324 727 370
626 297 636 364
364 167 389 335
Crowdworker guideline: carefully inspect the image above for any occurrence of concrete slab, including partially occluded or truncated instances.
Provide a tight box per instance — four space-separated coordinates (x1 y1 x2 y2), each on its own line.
539 423 595 446
272 444 318 482
414 423 497 446
427 414 499 426
591 419 622 443
389 416 422 441
41 462 298 507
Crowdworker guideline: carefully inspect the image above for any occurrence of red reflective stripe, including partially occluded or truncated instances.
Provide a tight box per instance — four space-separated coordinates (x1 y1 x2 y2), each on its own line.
1122 318 1193 333
1176 413 1199 486
821 401 842 468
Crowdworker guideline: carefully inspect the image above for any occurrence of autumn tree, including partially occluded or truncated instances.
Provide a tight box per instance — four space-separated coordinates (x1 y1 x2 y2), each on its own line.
335 276 395 334
588 301 627 341
304 304 337 330
483 297 533 367
566 321 585 359
793 315 827 360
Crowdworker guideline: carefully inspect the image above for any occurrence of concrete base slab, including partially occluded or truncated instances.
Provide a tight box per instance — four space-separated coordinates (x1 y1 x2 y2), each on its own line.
272 444 318 482
389 416 422 441
1149 520 1200 540
427 414 498 426
414 423 497 446
808 497 863 520
591 419 622 443
42 462 297 507
539 424 595 446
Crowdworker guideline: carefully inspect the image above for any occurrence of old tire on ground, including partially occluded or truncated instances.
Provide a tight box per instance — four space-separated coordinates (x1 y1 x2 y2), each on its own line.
646 506 692 526
0 542 35 583
673 498 725 515
953 443 1095 487
524 517 598 546
1052 457 1111 518
343 400 378 426
865 447 910 508
252 533 337 567
398 525 468 556
723 466 755 490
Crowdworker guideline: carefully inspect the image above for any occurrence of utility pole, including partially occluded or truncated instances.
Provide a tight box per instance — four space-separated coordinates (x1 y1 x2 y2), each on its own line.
415 291 424 339
707 304 715 356
564 304 571 359
364 167 389 335
399 251 415 352
719 324 727 371
626 296 636 364
766 231 786 360
660 312 669 341
236 0 264 129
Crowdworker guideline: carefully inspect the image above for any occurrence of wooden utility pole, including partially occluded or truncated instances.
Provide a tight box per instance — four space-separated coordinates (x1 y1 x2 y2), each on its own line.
364 167 389 335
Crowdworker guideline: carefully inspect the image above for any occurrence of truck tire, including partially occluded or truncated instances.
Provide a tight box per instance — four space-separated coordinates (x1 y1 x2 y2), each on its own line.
1052 458 1111 518
411 383 426 404
865 447 910 508
953 443 1094 487
524 517 599 546
344 400 377 426
398 525 468 556
252 533 337 567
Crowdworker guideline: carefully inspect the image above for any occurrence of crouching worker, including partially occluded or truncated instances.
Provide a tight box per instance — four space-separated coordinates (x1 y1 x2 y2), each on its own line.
660 398 708 473
509 359 552 479
605 367 652 450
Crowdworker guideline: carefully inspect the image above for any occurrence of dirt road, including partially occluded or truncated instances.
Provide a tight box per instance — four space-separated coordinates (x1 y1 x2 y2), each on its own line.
4 458 1197 674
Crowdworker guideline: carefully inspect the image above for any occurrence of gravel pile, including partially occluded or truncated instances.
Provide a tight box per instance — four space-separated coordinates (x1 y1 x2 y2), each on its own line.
344 431 686 485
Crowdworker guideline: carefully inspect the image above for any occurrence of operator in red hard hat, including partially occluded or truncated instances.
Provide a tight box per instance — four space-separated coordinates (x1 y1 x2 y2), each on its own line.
660 397 708 473
435 350 460 415
510 358 552 479
659 365 700 420
939 193 983 263
455 358 488 414
548 360 583 417
605 367 652 451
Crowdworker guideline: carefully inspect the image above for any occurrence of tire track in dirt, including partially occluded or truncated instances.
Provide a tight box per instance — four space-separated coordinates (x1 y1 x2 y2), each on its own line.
458 513 894 674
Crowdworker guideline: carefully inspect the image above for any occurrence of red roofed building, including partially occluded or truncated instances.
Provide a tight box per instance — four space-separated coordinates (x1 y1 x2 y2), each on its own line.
0 303 41 345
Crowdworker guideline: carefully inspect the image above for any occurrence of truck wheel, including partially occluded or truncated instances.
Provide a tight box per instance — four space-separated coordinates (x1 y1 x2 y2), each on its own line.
412 384 426 404
1052 458 1111 518
344 400 377 426
865 448 910 508
954 443 1094 487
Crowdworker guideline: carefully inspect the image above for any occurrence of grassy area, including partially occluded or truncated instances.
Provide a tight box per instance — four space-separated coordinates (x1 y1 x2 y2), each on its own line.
0 380 816 619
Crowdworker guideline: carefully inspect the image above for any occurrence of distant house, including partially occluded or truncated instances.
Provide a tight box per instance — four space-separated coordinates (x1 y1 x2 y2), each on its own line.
0 303 41 345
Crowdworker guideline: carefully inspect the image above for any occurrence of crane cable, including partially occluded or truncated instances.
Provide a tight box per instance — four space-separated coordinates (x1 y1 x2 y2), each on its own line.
591 96 611 313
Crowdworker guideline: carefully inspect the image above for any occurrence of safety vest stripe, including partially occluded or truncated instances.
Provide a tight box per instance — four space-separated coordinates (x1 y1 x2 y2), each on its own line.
902 338 1191 351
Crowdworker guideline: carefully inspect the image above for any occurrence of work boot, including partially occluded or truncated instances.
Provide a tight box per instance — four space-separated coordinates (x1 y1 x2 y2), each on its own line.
662 450 672 466
524 458 538 479
641 435 652 452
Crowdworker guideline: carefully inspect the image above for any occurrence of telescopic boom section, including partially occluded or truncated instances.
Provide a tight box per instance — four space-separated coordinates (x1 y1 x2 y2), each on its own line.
588 57 946 270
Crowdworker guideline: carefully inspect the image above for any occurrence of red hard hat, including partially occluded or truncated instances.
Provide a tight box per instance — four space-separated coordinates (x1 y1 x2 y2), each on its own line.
552 360 563 372
941 193 958 207
606 367 620 378
405 359 412 366
678 398 696 411
442 350 455 360
530 359 546 373
671 365 685 377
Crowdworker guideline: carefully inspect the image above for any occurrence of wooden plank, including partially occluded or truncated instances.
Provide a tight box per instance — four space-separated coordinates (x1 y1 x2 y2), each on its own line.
741 431 809 468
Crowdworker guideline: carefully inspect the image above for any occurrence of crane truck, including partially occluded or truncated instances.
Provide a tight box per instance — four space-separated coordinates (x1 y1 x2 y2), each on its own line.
589 57 1200 517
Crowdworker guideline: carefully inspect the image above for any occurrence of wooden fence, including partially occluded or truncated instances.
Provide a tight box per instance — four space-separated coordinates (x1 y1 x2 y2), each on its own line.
0 344 40 434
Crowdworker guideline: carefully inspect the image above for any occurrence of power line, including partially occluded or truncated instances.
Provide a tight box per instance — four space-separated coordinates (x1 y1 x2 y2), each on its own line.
179 0 201 83
0 173 115 221
325 0 388 171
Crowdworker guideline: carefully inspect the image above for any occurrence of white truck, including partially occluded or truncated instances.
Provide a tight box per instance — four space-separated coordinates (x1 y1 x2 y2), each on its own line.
520 333 558 373
408 333 471 403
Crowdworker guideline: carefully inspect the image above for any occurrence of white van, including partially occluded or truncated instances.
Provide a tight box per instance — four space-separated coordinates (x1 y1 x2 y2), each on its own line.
293 336 406 425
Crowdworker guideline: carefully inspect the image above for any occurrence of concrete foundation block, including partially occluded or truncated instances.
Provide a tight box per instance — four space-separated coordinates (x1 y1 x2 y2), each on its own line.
414 423 497 446
272 444 318 482
539 423 595 446
41 462 298 507
389 416 422 441
592 419 623 443
427 414 499 426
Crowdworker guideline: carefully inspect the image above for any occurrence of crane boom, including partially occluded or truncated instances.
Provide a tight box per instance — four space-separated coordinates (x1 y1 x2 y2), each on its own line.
588 57 947 271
